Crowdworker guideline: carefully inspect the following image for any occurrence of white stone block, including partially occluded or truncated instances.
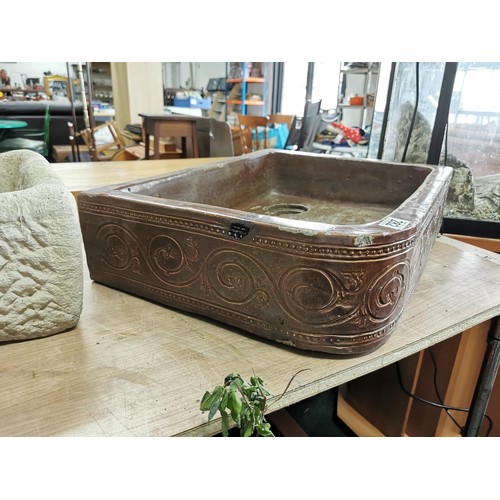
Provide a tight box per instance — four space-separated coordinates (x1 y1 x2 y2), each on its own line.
0 150 83 341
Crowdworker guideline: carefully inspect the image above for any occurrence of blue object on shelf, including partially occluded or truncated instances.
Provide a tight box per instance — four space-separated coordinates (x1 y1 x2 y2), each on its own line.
173 96 212 109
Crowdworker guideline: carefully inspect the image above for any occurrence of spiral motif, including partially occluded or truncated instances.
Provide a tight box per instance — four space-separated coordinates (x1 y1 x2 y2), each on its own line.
205 250 269 304
150 235 184 275
98 224 137 270
280 267 341 324
146 234 204 287
367 261 409 320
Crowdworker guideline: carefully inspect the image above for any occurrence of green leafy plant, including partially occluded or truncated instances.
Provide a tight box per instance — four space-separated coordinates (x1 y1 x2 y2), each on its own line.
200 370 308 437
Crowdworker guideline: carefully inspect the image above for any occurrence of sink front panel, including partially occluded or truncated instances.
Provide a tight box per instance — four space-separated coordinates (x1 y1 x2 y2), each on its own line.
78 150 452 355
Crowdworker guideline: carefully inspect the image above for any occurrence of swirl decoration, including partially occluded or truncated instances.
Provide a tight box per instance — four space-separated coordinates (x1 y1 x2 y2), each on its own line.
148 234 202 286
340 271 364 292
367 261 409 321
98 224 142 271
205 249 271 306
279 267 347 325
277 262 409 327
97 225 203 286
150 235 184 274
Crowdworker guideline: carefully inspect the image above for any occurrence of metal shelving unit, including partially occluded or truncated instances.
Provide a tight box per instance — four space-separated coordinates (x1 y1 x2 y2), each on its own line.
225 62 267 118
337 62 379 130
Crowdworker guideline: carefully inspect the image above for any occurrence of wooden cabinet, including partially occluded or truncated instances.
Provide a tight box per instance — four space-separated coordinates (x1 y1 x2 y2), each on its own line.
337 321 493 437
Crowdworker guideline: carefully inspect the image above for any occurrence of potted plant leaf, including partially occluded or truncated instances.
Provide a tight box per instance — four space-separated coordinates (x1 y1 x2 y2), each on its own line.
200 370 308 437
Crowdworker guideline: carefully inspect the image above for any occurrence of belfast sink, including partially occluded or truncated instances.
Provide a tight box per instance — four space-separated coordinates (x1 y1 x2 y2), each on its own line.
77 150 452 355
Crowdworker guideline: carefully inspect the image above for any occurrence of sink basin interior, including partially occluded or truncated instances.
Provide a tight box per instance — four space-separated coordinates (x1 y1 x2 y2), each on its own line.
120 152 432 225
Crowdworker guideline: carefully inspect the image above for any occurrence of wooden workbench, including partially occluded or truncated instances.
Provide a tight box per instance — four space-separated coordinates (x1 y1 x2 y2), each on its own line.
1 234 499 437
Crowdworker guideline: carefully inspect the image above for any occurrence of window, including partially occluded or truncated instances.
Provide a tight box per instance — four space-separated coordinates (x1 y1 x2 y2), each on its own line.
446 63 500 226
377 62 500 230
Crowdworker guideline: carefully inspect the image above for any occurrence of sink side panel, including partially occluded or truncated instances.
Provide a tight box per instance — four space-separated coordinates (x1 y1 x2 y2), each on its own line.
127 156 273 212
267 153 432 206
77 186 447 356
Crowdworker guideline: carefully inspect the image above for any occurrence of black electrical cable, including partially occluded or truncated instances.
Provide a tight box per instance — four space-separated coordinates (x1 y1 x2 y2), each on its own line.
401 62 420 163
428 347 493 437
427 347 462 431
395 360 493 437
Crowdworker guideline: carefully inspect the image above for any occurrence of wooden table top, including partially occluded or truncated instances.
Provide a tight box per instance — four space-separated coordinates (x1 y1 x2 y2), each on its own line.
49 157 225 195
1 236 499 437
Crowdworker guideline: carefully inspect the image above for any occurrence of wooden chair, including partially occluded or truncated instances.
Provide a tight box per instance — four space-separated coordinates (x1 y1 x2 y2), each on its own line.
69 120 146 162
81 121 127 161
237 115 269 154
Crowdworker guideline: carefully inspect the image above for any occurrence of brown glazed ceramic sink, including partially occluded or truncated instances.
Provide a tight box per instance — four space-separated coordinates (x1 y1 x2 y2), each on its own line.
77 150 452 355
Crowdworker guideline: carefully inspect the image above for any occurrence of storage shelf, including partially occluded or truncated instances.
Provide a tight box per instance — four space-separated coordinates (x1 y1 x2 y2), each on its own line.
337 62 379 135
223 63 267 119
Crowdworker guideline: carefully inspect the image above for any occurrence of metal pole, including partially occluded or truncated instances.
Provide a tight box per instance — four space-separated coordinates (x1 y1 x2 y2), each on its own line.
82 62 98 157
66 62 81 162
298 62 315 150
271 62 284 114
77 63 89 129
426 62 458 165
85 62 96 134
463 316 500 436
377 62 397 160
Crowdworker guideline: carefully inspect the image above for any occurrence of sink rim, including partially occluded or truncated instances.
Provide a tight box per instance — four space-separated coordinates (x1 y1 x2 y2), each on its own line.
80 150 453 240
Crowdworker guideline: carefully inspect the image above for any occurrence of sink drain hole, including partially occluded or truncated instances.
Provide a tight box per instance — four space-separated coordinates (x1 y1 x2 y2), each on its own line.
266 204 310 216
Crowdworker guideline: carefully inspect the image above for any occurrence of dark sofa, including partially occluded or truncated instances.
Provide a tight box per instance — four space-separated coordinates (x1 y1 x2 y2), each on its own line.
0 101 86 160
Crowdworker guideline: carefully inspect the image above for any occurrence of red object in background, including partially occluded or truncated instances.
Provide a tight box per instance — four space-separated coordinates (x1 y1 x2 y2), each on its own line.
349 95 364 106
329 122 362 144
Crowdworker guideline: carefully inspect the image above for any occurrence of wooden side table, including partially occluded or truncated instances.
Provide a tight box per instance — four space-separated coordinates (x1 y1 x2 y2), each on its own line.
139 114 199 160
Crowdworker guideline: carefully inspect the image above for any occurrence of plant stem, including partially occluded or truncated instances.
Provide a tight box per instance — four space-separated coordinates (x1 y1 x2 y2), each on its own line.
267 368 311 410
